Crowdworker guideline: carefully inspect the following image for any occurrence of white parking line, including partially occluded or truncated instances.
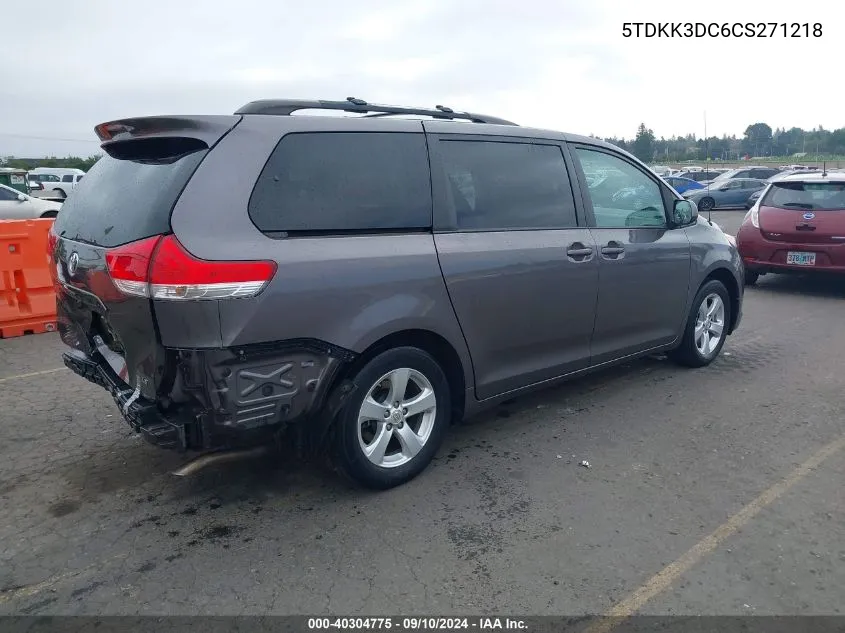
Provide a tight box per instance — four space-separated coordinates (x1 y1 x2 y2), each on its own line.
0 367 65 384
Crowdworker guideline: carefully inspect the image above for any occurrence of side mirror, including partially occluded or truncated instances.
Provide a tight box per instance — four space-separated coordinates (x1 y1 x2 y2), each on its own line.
17 193 26 202
673 199 697 226
718 186 729 192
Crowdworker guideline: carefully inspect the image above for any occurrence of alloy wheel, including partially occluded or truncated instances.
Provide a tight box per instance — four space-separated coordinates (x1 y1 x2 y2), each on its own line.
694 292 725 357
357 368 437 468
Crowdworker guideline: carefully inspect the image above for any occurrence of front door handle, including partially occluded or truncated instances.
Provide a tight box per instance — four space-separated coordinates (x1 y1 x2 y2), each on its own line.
600 241 626 259
566 243 594 262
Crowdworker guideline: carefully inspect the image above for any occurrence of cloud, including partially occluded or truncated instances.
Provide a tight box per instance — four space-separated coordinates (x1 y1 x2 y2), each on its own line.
0 0 840 156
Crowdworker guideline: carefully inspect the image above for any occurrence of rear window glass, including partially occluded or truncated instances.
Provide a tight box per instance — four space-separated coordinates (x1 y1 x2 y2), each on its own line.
54 150 206 248
763 181 845 211
249 132 432 234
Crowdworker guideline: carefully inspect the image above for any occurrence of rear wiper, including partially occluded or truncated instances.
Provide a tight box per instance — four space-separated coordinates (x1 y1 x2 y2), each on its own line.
781 202 814 209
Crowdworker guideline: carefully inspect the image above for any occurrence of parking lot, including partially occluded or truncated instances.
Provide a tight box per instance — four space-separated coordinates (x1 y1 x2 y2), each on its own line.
1 208 844 617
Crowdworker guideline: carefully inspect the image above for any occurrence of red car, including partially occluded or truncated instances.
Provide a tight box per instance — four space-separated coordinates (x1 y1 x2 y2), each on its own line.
737 172 845 285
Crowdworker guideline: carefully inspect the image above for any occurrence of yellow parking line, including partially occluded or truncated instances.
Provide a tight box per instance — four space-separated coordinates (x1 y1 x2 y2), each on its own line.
0 367 65 384
584 432 845 633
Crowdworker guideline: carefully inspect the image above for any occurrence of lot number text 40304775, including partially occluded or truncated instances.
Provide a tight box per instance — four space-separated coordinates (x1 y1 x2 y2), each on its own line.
622 22 822 38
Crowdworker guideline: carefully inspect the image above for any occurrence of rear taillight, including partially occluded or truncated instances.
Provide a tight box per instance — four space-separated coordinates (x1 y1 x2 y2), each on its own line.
105 235 277 300
751 206 760 228
46 228 58 258
105 235 161 297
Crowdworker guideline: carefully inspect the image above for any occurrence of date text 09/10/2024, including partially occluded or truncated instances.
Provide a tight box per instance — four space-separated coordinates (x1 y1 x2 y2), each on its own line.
307 617 528 630
622 22 822 38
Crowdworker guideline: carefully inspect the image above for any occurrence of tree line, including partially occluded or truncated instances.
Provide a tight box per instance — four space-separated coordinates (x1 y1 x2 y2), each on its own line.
1 155 101 171
4 122 845 170
601 123 845 164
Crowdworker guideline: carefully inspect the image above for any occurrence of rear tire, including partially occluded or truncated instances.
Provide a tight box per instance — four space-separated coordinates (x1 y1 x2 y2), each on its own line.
40 211 58 219
333 347 451 489
698 197 715 212
669 279 731 368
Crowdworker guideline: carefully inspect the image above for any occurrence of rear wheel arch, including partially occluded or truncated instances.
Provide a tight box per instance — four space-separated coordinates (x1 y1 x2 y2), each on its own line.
701 267 740 334
336 329 466 423
39 210 58 218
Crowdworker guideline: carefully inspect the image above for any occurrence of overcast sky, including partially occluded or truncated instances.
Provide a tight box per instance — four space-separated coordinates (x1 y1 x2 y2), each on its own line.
1 0 840 157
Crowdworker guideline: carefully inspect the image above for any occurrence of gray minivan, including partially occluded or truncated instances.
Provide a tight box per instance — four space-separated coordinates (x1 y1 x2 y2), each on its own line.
50 98 743 489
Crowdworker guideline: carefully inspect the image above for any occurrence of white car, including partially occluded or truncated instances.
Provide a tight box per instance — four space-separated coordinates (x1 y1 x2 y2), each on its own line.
0 183 62 219
28 168 85 199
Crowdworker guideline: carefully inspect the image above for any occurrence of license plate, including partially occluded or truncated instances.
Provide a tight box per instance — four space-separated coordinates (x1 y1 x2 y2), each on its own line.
786 251 816 266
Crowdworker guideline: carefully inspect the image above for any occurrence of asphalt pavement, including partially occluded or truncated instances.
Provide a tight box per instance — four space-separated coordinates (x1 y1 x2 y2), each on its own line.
709 209 747 237
1 256 844 618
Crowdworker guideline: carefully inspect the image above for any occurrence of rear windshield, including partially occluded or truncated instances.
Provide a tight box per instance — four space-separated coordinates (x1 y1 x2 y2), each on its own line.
249 132 431 235
762 181 845 211
54 149 207 247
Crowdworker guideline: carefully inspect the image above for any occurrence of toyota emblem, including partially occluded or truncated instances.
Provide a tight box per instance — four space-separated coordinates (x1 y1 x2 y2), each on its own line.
67 252 79 277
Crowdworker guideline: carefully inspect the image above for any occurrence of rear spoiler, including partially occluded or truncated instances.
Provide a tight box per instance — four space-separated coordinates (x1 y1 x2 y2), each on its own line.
94 115 242 156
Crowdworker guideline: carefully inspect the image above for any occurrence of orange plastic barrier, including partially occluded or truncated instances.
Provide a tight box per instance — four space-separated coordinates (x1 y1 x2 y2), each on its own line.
0 219 58 338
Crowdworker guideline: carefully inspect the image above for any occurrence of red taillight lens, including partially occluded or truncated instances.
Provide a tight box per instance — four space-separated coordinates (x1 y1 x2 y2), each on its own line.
105 234 277 301
105 235 162 298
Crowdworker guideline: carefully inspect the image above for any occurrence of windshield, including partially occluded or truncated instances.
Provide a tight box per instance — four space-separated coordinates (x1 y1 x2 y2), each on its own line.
762 181 845 210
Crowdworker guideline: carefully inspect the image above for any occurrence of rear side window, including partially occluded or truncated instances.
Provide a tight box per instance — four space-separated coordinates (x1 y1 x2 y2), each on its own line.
249 132 431 234
62 175 74 182
436 140 577 230
763 181 845 211
54 149 207 248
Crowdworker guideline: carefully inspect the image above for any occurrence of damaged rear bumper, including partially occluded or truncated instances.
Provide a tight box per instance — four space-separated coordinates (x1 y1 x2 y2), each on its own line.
63 339 356 452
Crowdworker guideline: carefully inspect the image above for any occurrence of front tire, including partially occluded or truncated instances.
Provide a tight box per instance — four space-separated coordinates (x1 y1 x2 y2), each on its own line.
698 197 715 212
669 280 731 368
333 347 451 489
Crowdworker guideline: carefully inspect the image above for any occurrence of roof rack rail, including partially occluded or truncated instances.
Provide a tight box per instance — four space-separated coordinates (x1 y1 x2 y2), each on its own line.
234 97 518 126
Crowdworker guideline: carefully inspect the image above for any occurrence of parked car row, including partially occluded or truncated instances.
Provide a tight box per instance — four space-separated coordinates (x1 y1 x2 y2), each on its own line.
667 165 827 212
